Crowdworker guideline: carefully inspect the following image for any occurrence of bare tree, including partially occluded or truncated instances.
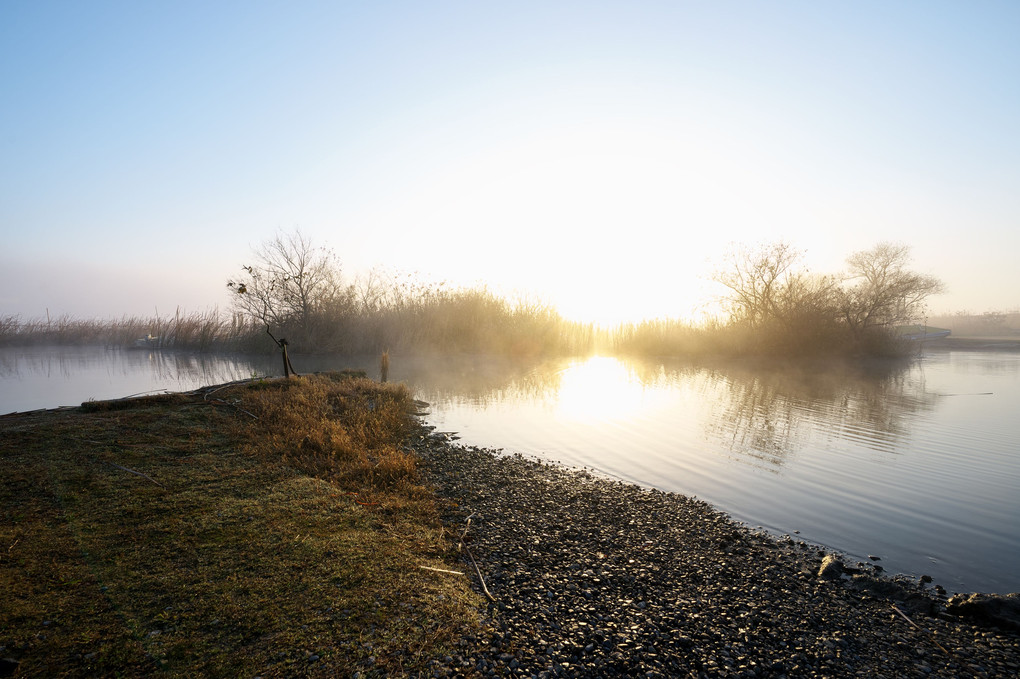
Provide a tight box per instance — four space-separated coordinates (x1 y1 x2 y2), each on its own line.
837 242 945 337
227 230 347 373
714 241 806 329
227 230 345 331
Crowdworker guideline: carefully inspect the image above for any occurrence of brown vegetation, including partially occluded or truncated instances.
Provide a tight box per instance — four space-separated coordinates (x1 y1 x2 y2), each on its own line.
0 308 241 350
702 241 944 357
0 373 483 677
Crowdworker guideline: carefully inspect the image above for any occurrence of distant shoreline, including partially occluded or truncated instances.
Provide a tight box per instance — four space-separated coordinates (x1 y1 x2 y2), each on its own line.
927 336 1020 351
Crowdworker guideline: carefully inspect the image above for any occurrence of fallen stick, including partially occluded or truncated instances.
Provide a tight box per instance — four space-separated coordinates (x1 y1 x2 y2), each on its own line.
200 378 262 398
457 512 496 601
419 566 465 575
891 605 952 658
458 512 476 551
99 460 166 489
465 545 496 602
205 398 258 419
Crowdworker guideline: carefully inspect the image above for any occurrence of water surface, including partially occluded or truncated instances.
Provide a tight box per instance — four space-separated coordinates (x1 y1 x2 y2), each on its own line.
419 352 1020 594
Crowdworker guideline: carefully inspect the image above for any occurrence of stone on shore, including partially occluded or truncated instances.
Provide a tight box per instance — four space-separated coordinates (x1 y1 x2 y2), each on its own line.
410 431 1020 677
946 592 1020 632
818 554 844 580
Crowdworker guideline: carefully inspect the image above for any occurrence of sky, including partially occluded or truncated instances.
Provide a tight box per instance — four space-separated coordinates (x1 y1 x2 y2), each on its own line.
2 1 1019 325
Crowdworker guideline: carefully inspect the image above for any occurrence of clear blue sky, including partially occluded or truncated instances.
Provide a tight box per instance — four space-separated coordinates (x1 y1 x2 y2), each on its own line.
2 1 1018 323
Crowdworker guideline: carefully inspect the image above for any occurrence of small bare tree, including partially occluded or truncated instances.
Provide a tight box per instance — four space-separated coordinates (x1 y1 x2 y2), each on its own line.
227 229 346 375
836 242 945 338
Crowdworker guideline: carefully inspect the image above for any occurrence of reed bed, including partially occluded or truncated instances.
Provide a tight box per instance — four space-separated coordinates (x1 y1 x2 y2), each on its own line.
0 289 600 357
0 309 237 351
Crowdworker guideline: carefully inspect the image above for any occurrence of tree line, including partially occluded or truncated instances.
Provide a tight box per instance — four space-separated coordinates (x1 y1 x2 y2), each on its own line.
661 240 943 356
0 231 944 359
226 231 944 359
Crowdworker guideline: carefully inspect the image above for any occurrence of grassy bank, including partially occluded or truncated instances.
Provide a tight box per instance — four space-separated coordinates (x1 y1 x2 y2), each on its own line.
0 374 484 677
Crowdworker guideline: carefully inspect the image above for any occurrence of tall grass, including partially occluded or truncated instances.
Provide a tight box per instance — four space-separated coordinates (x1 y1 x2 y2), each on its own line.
0 308 236 351
226 285 598 357
231 374 426 505
0 290 597 357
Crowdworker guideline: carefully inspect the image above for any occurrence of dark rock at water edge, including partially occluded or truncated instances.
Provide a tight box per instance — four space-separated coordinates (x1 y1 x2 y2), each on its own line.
946 592 1020 632
817 554 844 580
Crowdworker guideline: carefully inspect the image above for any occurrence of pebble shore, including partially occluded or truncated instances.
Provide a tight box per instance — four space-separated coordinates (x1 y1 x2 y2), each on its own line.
410 432 1020 678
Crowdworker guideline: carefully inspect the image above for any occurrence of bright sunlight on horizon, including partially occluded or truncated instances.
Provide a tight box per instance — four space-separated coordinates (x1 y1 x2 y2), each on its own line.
2 2 1019 324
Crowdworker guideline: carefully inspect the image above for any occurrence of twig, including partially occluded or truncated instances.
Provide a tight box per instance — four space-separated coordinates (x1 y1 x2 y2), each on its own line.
86 438 144 448
119 389 172 399
198 383 259 419
419 566 465 575
205 398 258 419
99 460 166 489
891 605 953 658
457 512 496 601
458 512 476 551
465 545 496 601
200 378 261 398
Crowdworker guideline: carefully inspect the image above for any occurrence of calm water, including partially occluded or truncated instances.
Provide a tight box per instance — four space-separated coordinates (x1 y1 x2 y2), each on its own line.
2 345 1018 594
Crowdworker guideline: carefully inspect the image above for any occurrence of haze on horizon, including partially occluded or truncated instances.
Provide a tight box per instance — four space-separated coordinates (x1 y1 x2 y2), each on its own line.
2 2 1019 326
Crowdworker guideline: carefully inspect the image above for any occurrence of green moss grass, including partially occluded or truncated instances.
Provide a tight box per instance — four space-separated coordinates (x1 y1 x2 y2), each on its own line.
0 374 483 677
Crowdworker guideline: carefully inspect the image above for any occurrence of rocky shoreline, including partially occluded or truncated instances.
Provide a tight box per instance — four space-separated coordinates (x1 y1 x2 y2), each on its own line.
409 431 1020 678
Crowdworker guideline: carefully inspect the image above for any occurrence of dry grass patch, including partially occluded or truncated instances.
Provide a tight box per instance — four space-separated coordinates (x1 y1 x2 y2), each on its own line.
0 374 483 677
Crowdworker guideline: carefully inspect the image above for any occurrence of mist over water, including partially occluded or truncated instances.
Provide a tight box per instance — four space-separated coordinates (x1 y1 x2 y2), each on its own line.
3 345 1018 594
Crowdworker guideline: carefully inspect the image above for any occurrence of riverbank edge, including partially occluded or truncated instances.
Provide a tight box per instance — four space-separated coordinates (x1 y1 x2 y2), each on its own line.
927 336 1020 351
408 428 1020 677
3 380 1018 677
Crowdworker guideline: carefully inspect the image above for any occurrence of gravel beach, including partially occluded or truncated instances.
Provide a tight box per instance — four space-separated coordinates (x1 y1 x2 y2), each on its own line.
410 432 1020 678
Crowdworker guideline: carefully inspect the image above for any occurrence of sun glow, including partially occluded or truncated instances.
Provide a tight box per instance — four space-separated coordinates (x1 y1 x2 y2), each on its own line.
365 113 766 325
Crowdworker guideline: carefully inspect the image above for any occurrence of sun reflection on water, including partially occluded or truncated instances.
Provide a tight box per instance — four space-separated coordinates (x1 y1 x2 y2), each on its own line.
553 356 659 424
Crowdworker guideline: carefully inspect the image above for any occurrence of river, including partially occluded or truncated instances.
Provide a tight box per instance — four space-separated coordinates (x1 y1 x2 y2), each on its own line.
2 344 1018 594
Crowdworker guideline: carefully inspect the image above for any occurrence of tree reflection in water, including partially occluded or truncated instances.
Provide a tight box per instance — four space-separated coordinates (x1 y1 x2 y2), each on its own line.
694 359 940 471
